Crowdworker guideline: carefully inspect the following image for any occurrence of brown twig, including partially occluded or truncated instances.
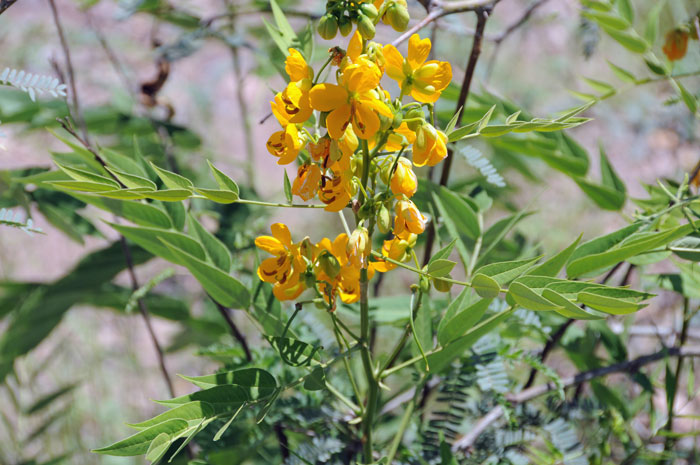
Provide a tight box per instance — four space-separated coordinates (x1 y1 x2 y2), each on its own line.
0 0 18 15
422 6 491 266
452 345 700 451
47 0 88 142
212 298 253 362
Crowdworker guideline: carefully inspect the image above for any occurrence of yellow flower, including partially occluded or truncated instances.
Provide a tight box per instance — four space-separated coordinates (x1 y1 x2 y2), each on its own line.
291 164 322 201
384 122 416 152
270 49 314 126
310 34 392 140
390 158 417 198
383 34 452 103
329 125 358 171
308 137 331 162
319 171 353 212
373 233 416 272
394 199 426 238
413 123 447 167
266 124 303 165
255 223 307 301
315 233 376 305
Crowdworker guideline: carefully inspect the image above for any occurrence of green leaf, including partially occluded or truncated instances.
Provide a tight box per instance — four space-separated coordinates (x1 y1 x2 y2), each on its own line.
196 188 238 204
599 145 626 196
644 57 668 76
268 336 321 367
163 241 250 309
149 162 194 191
283 169 293 204
644 0 665 44
527 235 582 277
109 222 206 264
68 193 173 229
93 419 189 456
145 432 171 463
669 236 700 261
49 180 122 193
142 189 193 201
437 298 492 346
54 162 120 188
583 77 616 96
163 201 186 231
607 61 637 83
583 11 630 30
180 368 277 400
575 179 626 210
429 239 456 263
433 187 480 240
157 385 248 412
23 384 77 414
472 273 500 298
187 214 231 272
616 0 633 23
474 256 540 286
576 289 647 315
427 259 456 278
303 367 326 391
207 160 239 194
603 26 649 53
541 289 605 320
126 401 215 430
569 223 642 264
106 168 157 190
507 281 560 311
427 307 513 373
672 79 698 115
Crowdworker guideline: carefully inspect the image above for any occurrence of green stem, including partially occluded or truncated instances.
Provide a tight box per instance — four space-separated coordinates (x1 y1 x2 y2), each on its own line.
467 213 483 277
360 140 371 205
385 379 423 464
360 267 378 463
236 198 326 208
326 381 362 414
370 250 473 288
312 55 334 86
331 314 364 412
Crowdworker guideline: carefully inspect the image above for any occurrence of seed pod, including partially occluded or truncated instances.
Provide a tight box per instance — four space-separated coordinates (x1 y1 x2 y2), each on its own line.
359 3 379 20
339 15 353 36
357 14 376 40
318 14 339 40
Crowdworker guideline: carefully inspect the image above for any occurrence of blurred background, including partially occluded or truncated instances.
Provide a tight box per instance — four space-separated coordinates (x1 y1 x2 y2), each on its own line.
0 0 699 463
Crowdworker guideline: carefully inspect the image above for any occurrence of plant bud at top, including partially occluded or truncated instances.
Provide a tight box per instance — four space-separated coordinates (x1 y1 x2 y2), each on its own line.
318 14 338 40
347 227 371 267
386 3 410 32
339 15 353 36
359 3 379 20
377 203 392 234
357 14 376 40
317 250 341 279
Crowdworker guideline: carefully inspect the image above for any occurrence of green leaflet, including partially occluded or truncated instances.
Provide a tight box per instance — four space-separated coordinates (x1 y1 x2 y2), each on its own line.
163 242 250 309
109 222 206 264
93 419 190 456
69 193 173 229
527 235 582 277
150 162 194 191
472 273 500 298
180 368 277 401
268 336 322 367
207 160 240 194
126 401 215 430
437 298 492 346
187 214 232 272
156 385 249 413
474 256 541 286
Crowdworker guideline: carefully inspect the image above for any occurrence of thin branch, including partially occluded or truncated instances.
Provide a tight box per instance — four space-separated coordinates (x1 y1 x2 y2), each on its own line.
47 0 88 141
452 345 700 451
0 0 18 15
492 0 549 43
212 298 253 362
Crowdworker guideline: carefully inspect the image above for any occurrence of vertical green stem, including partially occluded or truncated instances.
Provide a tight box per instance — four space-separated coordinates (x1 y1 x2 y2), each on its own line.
360 268 378 463
385 378 424 464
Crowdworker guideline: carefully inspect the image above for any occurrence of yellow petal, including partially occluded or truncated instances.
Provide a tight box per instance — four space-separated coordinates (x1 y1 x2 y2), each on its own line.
353 101 381 139
258 256 283 283
309 83 348 112
407 34 431 69
347 30 363 62
359 95 393 117
327 104 352 139
271 223 293 247
346 64 381 94
255 236 285 255
285 49 312 81
382 44 406 82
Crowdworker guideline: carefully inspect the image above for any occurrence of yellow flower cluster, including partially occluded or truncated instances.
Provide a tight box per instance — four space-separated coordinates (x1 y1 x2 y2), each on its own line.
259 25 453 307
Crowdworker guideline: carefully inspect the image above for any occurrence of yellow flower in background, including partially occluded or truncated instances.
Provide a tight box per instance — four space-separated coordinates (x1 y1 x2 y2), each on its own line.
319 171 353 211
383 34 452 103
373 233 416 272
394 199 426 238
390 157 417 198
255 223 307 301
291 164 322 201
266 124 303 165
412 123 447 167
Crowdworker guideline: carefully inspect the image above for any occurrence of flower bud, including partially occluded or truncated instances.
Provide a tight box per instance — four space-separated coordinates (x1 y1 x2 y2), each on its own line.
405 108 425 131
377 203 392 234
386 3 410 32
347 227 371 267
379 113 393 131
359 3 379 20
339 15 353 36
318 14 339 40
357 14 376 40
299 237 314 262
390 158 418 198
317 250 341 279
391 111 403 129
419 276 431 293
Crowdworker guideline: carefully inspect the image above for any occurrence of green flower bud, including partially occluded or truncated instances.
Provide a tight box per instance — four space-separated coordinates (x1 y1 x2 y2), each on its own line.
405 108 425 131
357 14 376 40
419 276 431 293
386 4 410 31
392 111 403 129
359 3 379 20
377 203 392 234
317 250 341 279
318 14 339 40
339 15 353 36
379 113 392 131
